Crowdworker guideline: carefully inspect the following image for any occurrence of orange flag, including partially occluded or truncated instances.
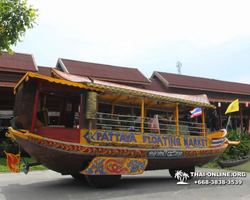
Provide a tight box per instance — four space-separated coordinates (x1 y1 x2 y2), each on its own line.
4 151 21 173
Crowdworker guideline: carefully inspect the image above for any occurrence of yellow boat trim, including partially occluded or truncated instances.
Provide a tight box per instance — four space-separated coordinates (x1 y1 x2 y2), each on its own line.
13 72 105 94
7 127 44 140
225 140 241 145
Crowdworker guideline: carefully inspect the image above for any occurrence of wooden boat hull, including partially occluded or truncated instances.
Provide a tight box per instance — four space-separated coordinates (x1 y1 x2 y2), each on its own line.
12 131 228 175
218 156 250 168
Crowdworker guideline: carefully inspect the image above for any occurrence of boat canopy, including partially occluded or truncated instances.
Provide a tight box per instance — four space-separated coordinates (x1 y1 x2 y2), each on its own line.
13 68 216 109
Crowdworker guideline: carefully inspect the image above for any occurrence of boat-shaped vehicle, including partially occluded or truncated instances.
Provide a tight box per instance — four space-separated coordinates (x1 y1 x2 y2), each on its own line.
6 68 240 188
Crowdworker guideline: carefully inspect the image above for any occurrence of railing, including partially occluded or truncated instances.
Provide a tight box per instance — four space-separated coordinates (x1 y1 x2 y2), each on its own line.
96 112 206 135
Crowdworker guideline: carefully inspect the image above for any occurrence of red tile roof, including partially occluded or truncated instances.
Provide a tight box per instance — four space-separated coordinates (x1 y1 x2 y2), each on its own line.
57 59 151 85
38 66 52 77
153 71 250 95
0 51 38 72
143 77 166 92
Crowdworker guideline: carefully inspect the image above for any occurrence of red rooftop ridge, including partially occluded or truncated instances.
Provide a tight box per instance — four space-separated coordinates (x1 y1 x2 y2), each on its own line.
56 58 151 85
151 71 250 95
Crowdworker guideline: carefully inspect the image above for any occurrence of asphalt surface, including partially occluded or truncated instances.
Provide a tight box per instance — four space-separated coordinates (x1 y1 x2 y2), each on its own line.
0 168 249 200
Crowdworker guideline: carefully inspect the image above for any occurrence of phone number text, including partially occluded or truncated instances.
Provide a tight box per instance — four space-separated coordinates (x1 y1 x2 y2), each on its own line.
194 179 243 185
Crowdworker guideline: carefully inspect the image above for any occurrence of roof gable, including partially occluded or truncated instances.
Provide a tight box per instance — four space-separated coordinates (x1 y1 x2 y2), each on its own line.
38 66 52 77
0 51 38 72
153 71 250 95
143 77 166 92
57 58 151 85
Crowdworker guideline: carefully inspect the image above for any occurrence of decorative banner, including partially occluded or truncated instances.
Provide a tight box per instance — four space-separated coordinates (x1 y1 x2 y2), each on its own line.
4 151 21 173
81 130 212 149
80 157 148 175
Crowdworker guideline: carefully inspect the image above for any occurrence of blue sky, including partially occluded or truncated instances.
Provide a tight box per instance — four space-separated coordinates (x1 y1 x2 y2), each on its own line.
11 0 250 84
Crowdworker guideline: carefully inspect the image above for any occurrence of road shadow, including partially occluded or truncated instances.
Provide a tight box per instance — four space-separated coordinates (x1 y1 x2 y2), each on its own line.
0 174 247 200
0 175 183 200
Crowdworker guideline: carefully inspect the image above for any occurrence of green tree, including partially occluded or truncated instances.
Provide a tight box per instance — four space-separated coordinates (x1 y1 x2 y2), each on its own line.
0 0 38 55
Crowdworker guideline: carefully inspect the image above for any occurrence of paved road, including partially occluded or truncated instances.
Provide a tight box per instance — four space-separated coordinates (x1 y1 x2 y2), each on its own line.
0 168 249 200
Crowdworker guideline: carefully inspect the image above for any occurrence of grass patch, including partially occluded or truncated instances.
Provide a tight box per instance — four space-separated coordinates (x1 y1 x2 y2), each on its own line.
200 162 222 169
0 157 47 172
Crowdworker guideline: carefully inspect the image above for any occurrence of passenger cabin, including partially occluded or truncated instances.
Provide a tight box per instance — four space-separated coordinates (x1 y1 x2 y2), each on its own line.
11 69 216 145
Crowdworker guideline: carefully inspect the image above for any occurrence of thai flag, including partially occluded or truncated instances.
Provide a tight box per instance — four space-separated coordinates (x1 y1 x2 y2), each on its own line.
190 108 202 118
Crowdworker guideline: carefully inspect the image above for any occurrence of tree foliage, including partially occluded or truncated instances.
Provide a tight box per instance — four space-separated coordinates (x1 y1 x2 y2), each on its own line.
0 0 38 55
218 130 250 161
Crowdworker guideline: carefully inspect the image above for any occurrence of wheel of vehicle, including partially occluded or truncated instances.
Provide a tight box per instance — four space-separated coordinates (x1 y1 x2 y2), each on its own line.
169 166 195 180
71 173 87 181
85 175 121 188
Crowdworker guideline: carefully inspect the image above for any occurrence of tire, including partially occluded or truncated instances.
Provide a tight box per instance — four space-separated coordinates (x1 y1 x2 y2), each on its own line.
169 168 177 179
85 175 121 188
71 173 87 181
169 166 195 180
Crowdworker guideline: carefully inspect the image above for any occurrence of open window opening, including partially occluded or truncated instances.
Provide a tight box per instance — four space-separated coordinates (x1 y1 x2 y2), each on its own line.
96 99 207 136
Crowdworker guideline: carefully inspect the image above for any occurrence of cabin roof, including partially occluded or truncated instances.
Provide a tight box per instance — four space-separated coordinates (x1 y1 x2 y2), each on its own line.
13 69 216 109
56 58 151 85
14 69 105 94
51 69 215 108
0 51 38 73
151 71 250 95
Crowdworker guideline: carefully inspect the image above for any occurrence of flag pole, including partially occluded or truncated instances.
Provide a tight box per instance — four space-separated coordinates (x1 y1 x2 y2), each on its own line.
225 99 239 134
225 113 231 130
18 144 21 173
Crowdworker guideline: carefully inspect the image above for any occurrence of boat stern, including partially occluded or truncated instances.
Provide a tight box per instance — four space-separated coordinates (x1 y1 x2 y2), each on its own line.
209 129 240 146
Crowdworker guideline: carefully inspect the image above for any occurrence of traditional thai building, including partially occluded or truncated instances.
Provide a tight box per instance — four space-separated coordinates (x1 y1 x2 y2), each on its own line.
145 71 250 132
0 52 38 110
55 58 151 87
0 52 53 134
1 51 250 133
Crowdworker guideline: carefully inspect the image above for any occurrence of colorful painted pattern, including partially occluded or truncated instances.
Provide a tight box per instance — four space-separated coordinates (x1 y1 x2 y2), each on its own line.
79 157 148 175
28 136 227 159
28 136 147 157
183 147 227 157
211 137 227 147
